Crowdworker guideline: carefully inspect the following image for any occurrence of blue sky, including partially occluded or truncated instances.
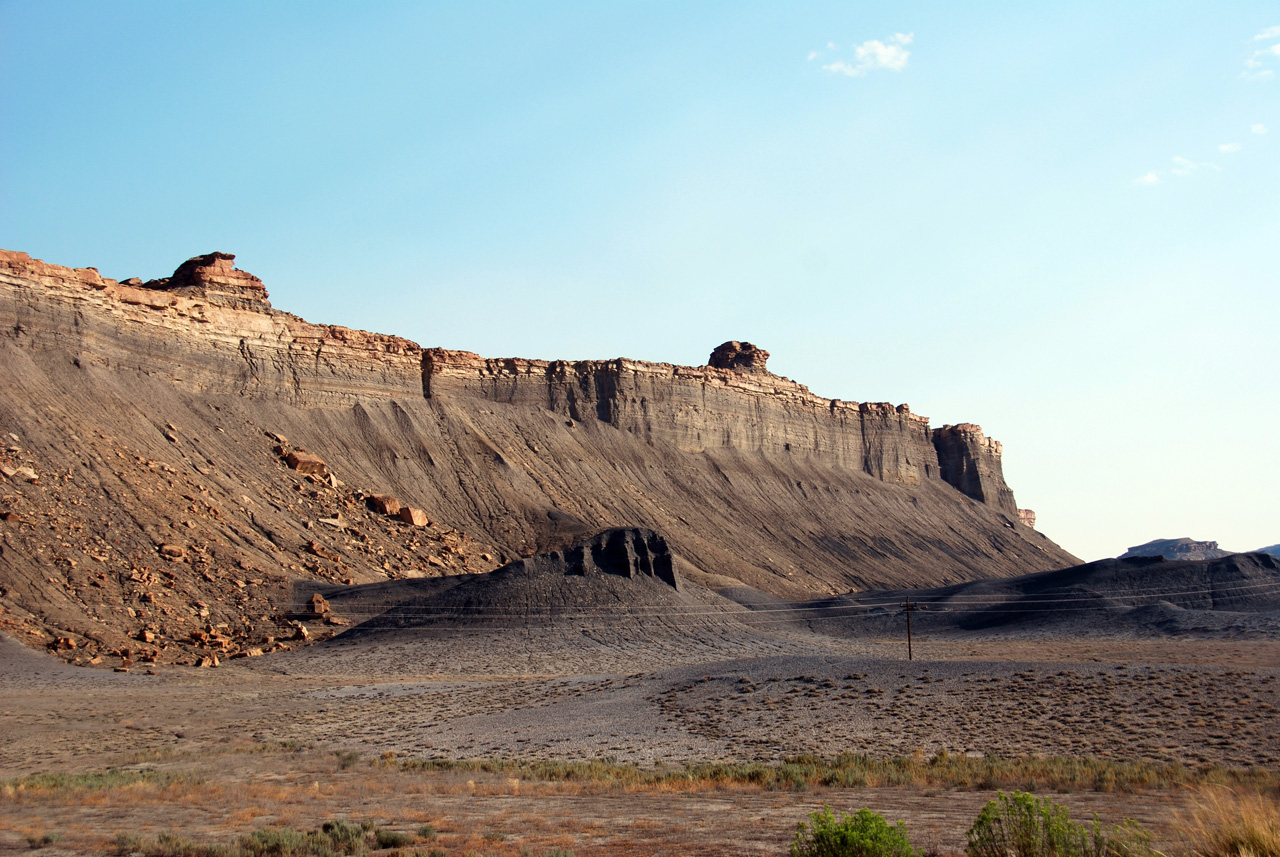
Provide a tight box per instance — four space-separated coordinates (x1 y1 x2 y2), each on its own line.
2 2 1277 561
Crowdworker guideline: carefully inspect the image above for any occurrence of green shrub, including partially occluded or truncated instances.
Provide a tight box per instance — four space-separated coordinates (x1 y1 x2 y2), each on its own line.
791 806 919 857
374 830 412 850
415 826 436 841
965 792 1156 857
26 832 62 849
319 820 366 855
239 827 337 857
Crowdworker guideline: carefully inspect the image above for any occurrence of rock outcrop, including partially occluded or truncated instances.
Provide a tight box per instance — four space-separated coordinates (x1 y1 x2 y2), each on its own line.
143 252 271 311
505 527 679 590
0 248 1080 663
931 424 1017 516
708 340 770 374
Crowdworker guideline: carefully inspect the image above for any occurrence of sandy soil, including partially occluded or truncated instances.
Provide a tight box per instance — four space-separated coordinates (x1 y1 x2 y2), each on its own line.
2 633 1277 855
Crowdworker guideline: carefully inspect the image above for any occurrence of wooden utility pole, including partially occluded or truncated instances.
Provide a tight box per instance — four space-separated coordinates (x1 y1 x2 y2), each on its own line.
902 596 915 661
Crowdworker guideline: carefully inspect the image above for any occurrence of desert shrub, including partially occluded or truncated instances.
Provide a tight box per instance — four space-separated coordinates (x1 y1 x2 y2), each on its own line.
318 820 366 855
415 826 436 841
374 830 412 849
26 832 62 849
334 751 361 771
791 806 918 857
239 827 337 857
965 792 1156 857
1179 788 1280 857
116 832 146 854
542 850 575 857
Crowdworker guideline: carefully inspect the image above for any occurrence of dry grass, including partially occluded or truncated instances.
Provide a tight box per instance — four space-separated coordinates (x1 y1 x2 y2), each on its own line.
1179 788 1280 857
397 751 1280 796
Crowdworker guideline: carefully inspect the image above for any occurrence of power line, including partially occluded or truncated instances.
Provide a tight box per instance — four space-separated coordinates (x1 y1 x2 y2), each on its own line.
302 578 1280 629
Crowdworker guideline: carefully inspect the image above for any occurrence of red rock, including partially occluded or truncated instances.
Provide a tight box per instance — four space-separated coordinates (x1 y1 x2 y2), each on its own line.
368 494 401 516
158 543 185 560
285 450 328 476
308 592 331 616
397 507 429 527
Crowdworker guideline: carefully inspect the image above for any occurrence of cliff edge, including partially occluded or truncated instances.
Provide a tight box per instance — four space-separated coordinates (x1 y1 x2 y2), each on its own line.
0 249 1078 666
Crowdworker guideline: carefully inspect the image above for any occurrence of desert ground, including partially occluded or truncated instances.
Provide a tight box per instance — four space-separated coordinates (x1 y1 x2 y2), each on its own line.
3 612 1278 856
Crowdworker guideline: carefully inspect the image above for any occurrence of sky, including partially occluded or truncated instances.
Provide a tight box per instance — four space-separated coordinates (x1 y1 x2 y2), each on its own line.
2 2 1277 562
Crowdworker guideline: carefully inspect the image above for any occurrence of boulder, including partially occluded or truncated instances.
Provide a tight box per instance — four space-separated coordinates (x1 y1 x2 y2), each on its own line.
285 450 328 476
397 507 429 527
368 494 401 516
308 592 331 616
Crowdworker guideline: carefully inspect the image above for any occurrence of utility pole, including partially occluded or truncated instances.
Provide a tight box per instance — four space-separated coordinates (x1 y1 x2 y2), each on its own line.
902 596 915 661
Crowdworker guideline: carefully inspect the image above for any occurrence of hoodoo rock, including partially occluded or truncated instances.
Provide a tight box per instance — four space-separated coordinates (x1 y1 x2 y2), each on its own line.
708 341 770 374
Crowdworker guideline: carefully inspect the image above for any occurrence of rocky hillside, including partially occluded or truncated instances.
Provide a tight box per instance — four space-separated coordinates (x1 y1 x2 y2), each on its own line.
0 249 1078 668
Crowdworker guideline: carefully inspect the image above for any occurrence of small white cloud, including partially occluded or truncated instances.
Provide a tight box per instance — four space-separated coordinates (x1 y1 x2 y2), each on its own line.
807 50 819 61
1171 155 1221 177
823 60 862 77
827 41 837 50
1253 123 1268 134
820 32 913 78
1219 142 1242 153
1133 172 1160 185
1243 28 1280 80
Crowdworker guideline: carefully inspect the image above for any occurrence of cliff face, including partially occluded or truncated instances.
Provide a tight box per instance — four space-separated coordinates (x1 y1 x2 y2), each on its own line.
0 249 1078 664
1 250 425 406
423 348 1015 499
931 423 1018 516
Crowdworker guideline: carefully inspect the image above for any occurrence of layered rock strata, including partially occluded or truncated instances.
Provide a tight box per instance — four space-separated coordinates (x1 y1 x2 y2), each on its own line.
422 350 1014 497
0 250 423 407
0 248 1078 664
931 423 1017 516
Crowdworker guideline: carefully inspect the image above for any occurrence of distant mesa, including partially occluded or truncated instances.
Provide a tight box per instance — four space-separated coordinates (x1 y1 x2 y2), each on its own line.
708 341 770 374
1121 538 1232 562
1257 544 1280 558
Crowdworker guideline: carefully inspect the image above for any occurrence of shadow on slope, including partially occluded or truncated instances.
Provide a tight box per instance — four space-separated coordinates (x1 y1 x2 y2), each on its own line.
280 528 849 676
801 553 1280 640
